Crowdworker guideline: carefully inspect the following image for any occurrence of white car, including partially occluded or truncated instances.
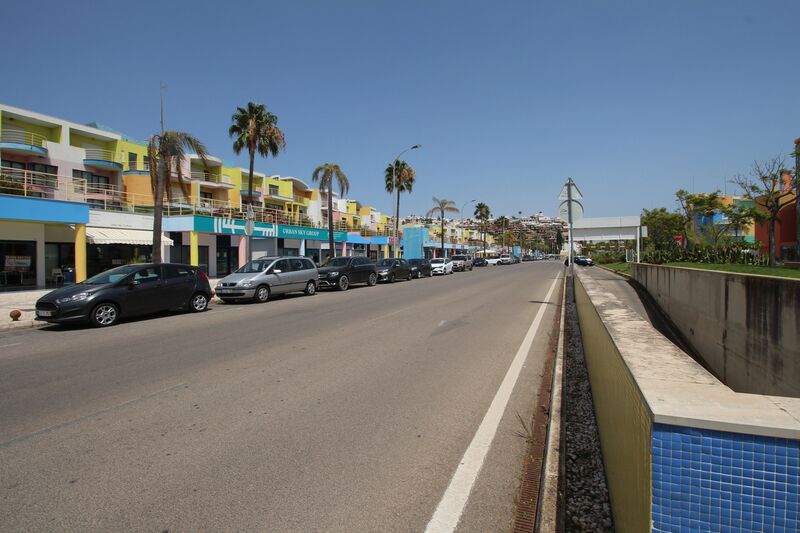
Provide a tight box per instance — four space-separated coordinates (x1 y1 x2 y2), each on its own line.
430 258 454 275
498 254 513 265
486 256 501 266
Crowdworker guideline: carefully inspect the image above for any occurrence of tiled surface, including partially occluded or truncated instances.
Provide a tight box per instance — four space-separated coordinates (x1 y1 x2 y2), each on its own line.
652 423 800 532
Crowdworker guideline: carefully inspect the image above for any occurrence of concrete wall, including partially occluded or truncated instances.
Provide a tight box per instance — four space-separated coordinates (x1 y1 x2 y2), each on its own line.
632 264 800 398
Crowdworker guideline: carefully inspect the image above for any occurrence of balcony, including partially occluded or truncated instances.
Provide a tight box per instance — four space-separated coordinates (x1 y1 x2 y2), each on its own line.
124 160 151 175
83 148 123 170
190 171 234 189
0 130 49 156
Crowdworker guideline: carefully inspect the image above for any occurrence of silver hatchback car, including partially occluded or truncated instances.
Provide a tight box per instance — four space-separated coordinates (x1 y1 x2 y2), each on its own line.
215 256 319 303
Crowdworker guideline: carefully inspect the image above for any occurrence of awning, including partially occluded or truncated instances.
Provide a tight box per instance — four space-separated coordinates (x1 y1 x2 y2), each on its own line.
86 227 174 246
346 233 371 244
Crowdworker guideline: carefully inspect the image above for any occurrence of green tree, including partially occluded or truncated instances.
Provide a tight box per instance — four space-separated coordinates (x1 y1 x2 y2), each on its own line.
733 156 794 267
426 196 459 257
148 131 210 263
641 207 686 251
474 202 491 255
384 160 416 256
312 163 349 260
675 190 757 250
229 102 286 261
493 216 510 250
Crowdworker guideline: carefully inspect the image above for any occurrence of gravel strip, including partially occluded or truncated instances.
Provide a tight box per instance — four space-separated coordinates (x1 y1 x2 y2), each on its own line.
563 278 614 532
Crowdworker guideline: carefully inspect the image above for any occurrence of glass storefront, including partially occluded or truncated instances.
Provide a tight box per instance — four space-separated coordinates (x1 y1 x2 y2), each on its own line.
0 240 37 289
87 244 152 277
45 242 76 285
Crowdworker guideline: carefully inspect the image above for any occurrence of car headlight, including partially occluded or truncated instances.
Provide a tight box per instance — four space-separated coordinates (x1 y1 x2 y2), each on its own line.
328 271 339 277
57 292 90 304
379 270 388 274
238 280 255 288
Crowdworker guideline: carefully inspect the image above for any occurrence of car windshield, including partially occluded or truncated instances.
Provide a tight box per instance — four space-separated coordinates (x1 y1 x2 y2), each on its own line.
408 259 421 265
82 264 142 285
323 257 350 267
376 259 394 267
452 255 466 260
235 259 274 273
431 259 444 264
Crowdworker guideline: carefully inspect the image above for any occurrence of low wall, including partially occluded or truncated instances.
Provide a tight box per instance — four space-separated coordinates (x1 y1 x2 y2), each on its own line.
632 263 800 397
574 270 800 532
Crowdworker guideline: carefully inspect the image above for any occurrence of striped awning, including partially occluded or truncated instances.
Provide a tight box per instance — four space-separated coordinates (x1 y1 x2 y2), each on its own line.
86 228 174 246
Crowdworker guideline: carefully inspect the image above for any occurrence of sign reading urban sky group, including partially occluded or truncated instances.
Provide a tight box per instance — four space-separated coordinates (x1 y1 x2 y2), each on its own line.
181 216 347 241
278 225 348 242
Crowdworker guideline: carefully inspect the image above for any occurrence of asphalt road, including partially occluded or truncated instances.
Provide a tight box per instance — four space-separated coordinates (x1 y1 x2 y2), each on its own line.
0 261 563 532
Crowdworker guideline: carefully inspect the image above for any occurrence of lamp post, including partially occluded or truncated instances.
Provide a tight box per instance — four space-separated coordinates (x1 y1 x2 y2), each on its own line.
391 144 421 257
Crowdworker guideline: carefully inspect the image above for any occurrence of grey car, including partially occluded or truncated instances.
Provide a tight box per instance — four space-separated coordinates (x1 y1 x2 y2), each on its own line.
215 256 319 303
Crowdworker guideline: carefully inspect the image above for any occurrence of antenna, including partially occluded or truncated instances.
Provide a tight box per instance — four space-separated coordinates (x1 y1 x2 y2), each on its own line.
160 82 168 132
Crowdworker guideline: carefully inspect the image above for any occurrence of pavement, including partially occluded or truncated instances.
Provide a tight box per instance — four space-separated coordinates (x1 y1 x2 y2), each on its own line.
0 261 563 532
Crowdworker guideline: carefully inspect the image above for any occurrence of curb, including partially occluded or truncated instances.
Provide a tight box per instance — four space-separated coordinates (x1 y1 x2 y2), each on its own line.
597 264 632 279
0 318 47 332
536 274 567 532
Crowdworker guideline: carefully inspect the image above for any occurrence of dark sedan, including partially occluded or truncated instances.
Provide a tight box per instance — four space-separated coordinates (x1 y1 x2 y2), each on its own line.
473 257 489 267
407 258 433 278
317 256 378 291
375 258 413 282
35 263 212 327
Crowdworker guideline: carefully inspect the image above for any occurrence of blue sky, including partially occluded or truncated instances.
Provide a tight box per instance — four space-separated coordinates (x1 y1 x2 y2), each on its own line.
3 0 798 219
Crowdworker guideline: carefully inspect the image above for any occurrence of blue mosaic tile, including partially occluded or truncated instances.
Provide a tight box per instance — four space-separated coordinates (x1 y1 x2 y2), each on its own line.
651 423 800 532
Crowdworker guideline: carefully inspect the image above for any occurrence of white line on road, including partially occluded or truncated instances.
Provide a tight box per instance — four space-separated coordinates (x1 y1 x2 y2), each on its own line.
437 320 448 328
424 273 561 533
0 343 22 348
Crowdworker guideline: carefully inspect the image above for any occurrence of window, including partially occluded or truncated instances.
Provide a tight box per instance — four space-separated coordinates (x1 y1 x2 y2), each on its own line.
200 192 213 199
269 185 280 196
290 259 305 271
128 152 137 169
28 163 57 175
302 259 316 270
73 170 110 190
164 265 193 279
133 267 161 283
273 260 290 272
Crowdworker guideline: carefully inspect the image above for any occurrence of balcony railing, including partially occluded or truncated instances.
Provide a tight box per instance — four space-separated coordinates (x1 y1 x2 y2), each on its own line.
0 166 388 234
0 130 48 147
127 160 151 172
83 148 119 162
190 171 224 183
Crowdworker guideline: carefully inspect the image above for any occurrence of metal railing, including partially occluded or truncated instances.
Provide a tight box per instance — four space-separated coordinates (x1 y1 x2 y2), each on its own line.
293 194 309 204
0 130 48 147
83 147 119 162
0 166 393 234
126 160 151 172
190 171 225 184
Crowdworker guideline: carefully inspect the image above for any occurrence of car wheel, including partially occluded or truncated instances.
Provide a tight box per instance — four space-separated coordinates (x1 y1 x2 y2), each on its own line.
254 285 270 303
90 302 119 327
428 270 434 277
407 271 413 281
367 273 378 286
337 275 349 291
304 281 317 295
189 292 209 312
416 270 422 279
389 273 396 283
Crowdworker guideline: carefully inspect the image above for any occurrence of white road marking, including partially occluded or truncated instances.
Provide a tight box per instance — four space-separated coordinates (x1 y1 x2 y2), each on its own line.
424 273 561 533
437 320 448 328
0 343 22 348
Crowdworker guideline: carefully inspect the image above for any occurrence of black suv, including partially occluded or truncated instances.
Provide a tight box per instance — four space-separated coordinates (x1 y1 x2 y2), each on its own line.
35 263 212 327
317 256 378 291
407 258 433 278
375 258 413 282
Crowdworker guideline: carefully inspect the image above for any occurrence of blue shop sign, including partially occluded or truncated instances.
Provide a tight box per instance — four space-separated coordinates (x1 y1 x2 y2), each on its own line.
277 225 347 242
193 216 277 237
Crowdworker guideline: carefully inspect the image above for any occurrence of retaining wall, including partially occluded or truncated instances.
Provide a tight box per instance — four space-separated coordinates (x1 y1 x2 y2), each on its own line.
632 263 800 397
574 270 800 532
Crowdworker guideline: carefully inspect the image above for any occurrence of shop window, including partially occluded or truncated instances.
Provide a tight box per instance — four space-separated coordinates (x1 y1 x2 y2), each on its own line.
0 240 37 289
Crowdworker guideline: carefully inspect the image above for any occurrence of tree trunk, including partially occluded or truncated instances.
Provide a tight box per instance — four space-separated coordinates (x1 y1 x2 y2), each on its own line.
769 216 777 267
247 149 255 263
328 185 335 259
152 162 165 263
440 214 445 258
395 186 401 258
796 148 800 259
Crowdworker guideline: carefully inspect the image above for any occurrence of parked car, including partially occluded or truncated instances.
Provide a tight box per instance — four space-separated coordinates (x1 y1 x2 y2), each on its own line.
573 255 595 266
376 258 413 282
317 256 378 290
430 257 454 275
522 255 535 262
498 254 513 265
450 254 474 272
473 257 489 267
35 263 211 327
407 258 433 278
215 256 318 303
486 256 501 266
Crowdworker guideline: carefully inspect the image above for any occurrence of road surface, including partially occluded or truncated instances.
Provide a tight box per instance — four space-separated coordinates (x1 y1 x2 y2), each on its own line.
0 261 562 532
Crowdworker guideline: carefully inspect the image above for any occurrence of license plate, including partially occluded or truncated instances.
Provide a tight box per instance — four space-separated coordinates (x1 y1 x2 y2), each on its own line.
38 310 53 317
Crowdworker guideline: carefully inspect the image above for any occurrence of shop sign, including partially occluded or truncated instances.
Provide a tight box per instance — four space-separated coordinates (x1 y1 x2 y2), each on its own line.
4 256 32 271
194 216 277 237
277 225 347 242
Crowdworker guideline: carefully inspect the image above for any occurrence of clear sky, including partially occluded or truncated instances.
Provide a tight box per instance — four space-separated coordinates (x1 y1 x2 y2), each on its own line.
3 0 798 219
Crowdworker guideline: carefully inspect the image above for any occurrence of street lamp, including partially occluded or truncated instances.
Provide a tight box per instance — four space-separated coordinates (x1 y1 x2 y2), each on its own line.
391 144 421 257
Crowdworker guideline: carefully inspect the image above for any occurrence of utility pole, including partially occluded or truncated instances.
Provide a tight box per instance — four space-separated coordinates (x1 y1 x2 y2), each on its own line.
559 177 583 275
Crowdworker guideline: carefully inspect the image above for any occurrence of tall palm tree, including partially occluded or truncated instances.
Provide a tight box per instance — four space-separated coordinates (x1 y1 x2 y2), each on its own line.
384 160 416 256
148 131 209 263
312 163 349 260
426 196 459 258
229 102 286 262
474 202 490 256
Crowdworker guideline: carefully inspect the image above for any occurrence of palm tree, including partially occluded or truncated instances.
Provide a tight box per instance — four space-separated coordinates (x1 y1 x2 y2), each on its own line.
384 160 416 256
474 202 491 256
148 131 209 263
312 163 349 260
229 102 286 262
426 196 459 258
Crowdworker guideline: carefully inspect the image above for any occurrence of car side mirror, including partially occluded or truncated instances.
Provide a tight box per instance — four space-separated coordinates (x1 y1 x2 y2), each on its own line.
273 269 282 274
128 279 141 288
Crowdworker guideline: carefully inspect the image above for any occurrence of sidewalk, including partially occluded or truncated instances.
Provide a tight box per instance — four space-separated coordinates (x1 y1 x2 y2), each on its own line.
0 279 221 332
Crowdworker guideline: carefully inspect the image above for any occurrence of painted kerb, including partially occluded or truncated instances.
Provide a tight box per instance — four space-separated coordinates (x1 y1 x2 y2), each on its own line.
632 263 800 397
574 275 652 533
